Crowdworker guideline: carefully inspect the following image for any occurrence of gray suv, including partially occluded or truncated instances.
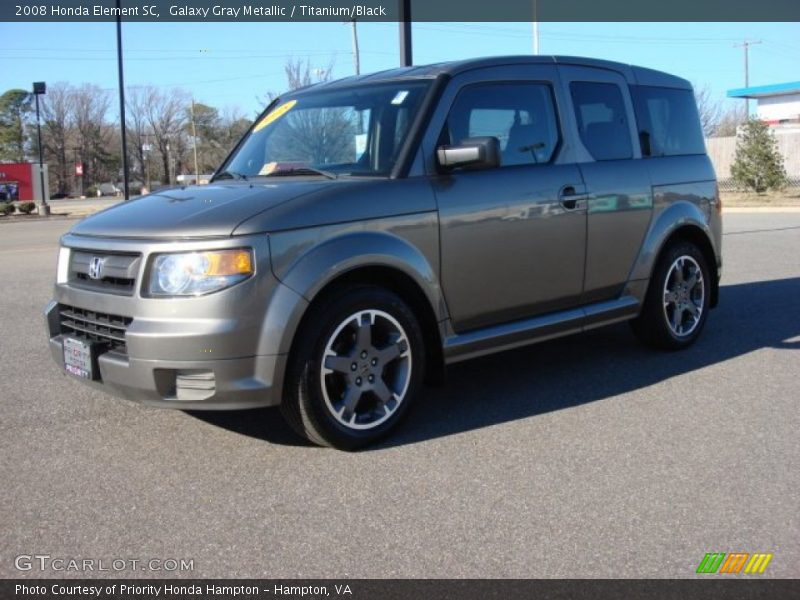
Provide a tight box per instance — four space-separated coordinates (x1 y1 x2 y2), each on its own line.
46 56 721 449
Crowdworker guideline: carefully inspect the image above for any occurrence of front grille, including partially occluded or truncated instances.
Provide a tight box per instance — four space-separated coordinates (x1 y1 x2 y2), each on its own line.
59 304 133 354
68 250 141 295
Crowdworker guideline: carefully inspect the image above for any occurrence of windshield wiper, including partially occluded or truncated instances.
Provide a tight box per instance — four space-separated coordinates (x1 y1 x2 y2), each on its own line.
262 167 337 180
214 169 248 181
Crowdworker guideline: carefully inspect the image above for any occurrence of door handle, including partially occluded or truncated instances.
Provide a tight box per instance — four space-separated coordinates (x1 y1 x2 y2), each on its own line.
559 186 590 210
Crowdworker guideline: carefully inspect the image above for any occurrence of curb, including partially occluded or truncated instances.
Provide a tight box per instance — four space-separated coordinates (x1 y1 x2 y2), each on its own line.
0 214 77 224
723 206 800 213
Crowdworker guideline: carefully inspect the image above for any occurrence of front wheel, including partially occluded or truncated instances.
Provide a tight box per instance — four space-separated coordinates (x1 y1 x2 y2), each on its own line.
280 286 425 450
632 241 711 350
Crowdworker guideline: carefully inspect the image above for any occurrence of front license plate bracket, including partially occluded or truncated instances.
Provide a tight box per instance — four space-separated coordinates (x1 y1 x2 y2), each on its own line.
63 337 100 381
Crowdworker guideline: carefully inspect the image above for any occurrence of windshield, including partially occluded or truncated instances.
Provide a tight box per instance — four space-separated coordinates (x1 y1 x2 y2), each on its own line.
222 81 431 179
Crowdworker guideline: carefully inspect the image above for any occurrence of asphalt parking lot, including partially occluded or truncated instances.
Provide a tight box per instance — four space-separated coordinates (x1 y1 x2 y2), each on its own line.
1 213 798 578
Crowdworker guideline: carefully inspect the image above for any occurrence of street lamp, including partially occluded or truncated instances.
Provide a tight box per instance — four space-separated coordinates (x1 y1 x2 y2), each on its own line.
32 81 49 215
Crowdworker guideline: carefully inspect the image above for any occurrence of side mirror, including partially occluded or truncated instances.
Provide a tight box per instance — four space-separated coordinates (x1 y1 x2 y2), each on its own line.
437 136 500 171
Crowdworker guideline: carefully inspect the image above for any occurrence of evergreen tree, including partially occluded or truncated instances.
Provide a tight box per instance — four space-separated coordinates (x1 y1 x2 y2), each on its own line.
730 118 788 193
0 89 33 162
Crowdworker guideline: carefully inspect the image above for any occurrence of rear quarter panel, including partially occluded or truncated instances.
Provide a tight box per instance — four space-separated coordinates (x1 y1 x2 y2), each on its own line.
629 154 721 283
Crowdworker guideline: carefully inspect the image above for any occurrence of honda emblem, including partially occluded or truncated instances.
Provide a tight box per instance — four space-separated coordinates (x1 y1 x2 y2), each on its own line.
88 257 105 280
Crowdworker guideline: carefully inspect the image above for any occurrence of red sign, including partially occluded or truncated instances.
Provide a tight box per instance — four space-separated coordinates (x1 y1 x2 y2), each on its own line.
75 163 83 176
0 163 34 201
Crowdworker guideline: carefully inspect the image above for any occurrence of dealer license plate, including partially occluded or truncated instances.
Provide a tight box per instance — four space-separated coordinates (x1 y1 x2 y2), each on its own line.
63 337 96 380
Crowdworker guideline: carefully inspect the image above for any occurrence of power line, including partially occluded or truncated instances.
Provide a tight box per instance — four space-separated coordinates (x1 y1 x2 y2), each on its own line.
0 50 395 62
0 54 321 62
0 47 396 56
762 40 800 53
413 23 757 45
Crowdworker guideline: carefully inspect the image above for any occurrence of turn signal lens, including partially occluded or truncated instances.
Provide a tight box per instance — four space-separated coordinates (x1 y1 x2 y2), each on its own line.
206 250 253 277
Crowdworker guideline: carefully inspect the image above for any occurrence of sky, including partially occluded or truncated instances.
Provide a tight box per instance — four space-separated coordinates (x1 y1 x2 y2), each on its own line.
0 21 798 120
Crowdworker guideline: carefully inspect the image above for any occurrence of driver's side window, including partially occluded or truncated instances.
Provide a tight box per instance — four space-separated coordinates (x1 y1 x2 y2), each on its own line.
444 82 560 167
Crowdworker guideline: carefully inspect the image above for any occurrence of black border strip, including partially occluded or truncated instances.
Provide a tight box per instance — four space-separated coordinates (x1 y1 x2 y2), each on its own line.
3 0 800 22
4 579 800 600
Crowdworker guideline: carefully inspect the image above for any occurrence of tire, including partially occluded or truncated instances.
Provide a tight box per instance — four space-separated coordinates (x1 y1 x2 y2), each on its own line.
631 240 711 351
280 285 425 450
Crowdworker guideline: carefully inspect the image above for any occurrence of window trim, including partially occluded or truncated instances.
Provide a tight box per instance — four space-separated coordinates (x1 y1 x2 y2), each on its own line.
569 80 634 162
440 80 564 169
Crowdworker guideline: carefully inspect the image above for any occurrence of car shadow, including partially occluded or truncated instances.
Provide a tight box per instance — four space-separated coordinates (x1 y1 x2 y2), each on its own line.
187 277 799 449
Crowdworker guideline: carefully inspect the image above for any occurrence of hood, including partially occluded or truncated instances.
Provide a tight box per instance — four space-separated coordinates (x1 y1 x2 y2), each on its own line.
69 181 329 239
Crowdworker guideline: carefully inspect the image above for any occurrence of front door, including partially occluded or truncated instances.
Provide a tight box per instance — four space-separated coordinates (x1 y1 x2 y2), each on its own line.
432 74 587 332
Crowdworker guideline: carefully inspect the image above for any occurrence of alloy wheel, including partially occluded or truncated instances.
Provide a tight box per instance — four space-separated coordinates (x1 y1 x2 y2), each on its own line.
662 255 705 337
320 309 412 430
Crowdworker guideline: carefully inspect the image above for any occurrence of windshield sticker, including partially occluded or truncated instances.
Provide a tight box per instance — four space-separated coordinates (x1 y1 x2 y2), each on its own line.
391 91 409 105
258 161 307 176
253 100 297 132
259 162 279 176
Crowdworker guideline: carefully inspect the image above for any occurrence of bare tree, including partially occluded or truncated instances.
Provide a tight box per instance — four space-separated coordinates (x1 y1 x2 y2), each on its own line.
263 58 335 104
259 58 356 166
143 87 188 185
40 83 74 196
125 86 153 190
219 106 252 146
9 79 256 194
72 84 114 187
715 104 748 137
284 58 334 91
185 103 252 173
694 84 721 137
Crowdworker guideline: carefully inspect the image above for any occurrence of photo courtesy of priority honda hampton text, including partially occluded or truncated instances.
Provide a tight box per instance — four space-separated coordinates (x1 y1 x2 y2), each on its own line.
46 56 722 449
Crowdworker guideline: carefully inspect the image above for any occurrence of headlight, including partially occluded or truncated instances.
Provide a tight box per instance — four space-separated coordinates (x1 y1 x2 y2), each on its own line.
148 249 253 296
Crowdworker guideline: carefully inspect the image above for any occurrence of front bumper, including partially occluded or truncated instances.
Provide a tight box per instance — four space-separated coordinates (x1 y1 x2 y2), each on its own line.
46 300 286 409
44 233 302 410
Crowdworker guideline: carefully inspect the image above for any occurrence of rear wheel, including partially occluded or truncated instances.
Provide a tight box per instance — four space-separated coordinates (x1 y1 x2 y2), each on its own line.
280 286 424 450
632 241 710 350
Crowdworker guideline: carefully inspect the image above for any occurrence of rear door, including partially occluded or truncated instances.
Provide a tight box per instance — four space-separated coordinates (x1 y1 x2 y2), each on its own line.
557 66 653 304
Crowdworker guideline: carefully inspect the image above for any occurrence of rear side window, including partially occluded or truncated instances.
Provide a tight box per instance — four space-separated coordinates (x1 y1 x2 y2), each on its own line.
631 85 706 157
445 83 560 166
570 82 633 161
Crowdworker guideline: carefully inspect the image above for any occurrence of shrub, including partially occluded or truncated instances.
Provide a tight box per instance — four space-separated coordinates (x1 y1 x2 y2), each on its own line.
17 202 36 214
731 118 788 193
0 202 14 216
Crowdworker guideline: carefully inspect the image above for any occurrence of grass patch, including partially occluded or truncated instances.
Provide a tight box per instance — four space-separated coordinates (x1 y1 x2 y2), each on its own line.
721 189 800 207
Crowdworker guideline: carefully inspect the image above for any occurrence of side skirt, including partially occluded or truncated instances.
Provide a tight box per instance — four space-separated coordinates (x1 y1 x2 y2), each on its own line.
443 295 640 364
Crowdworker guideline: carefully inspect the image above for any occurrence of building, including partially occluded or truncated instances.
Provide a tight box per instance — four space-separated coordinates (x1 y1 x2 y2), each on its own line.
727 81 800 128
0 162 49 202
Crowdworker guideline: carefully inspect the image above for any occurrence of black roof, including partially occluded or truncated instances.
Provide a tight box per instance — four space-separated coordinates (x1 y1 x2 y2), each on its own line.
297 55 692 93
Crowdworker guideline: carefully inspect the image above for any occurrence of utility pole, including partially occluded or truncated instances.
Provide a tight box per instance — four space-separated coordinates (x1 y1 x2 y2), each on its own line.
532 0 539 55
190 99 199 184
32 81 49 214
350 19 361 75
116 0 130 200
399 0 412 67
734 40 761 116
